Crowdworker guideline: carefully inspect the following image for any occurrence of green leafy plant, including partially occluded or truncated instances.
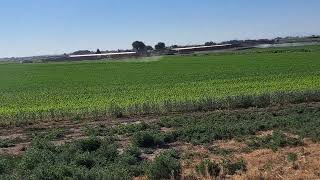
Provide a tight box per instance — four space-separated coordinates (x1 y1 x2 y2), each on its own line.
0 139 14 148
148 150 181 180
132 130 175 148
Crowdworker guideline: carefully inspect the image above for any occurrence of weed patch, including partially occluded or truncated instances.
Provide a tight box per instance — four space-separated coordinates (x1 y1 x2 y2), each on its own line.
148 150 181 180
246 131 303 151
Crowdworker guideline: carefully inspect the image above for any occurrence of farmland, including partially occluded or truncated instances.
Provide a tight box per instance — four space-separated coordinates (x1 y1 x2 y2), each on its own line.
1 45 320 124
1 45 320 179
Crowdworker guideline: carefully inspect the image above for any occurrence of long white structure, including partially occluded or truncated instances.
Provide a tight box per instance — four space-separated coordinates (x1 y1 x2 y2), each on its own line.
69 52 136 58
171 44 232 51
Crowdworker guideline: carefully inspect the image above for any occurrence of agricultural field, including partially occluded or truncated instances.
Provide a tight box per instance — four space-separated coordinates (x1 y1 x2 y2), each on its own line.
1 45 320 125
1 45 320 179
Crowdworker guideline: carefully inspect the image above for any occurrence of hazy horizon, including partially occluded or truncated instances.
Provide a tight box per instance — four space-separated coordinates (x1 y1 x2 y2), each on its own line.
1 0 320 58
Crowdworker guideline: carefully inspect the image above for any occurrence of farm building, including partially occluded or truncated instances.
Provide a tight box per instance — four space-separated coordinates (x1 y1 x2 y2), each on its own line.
171 44 234 54
68 51 137 60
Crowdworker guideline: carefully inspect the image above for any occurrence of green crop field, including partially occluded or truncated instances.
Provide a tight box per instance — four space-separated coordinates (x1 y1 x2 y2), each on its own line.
1 45 320 123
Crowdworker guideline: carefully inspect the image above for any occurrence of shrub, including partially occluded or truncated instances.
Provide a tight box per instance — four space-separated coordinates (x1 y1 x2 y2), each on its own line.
0 135 148 179
83 125 99 136
19 139 57 172
253 94 271 108
75 153 95 169
44 128 65 140
78 137 101 152
0 138 15 148
223 159 247 175
287 152 298 162
132 131 175 148
28 164 78 180
195 160 206 176
117 146 146 177
148 150 181 180
94 143 118 164
246 131 303 151
88 166 132 180
208 146 234 156
119 146 142 165
0 156 9 175
158 117 183 128
196 159 220 177
132 131 156 147
207 160 221 177
287 152 299 169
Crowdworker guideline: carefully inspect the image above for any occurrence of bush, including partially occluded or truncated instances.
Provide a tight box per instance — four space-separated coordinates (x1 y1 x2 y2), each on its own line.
0 139 14 148
158 117 183 128
132 131 157 147
42 128 65 140
75 152 95 169
195 160 206 176
132 131 175 148
208 146 234 156
207 160 221 177
28 164 78 180
223 159 247 175
148 150 181 180
196 159 220 177
19 139 57 172
0 156 9 175
287 152 298 162
287 152 299 169
119 146 142 165
246 131 303 151
94 143 118 164
87 166 132 180
78 137 101 152
0 135 148 179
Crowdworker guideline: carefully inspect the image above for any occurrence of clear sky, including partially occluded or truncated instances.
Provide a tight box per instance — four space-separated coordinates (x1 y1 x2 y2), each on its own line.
0 0 319 57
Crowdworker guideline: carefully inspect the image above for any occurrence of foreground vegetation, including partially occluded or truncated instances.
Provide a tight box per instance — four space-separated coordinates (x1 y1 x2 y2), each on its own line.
1 45 320 124
1 102 320 179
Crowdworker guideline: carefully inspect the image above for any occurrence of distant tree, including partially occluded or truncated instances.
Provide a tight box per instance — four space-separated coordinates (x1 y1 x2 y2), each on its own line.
155 42 166 51
310 35 320 38
71 50 92 55
204 41 216 46
96 49 101 54
170 45 178 49
132 41 146 52
146 45 154 51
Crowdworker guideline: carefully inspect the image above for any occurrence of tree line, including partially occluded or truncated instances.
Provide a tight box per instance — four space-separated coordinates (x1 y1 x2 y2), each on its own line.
71 35 320 55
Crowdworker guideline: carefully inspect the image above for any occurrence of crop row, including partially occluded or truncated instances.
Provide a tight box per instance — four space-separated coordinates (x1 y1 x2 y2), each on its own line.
1 90 320 126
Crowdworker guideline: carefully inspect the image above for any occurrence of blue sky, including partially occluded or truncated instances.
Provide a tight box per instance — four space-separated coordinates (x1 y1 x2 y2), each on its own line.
0 0 319 57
